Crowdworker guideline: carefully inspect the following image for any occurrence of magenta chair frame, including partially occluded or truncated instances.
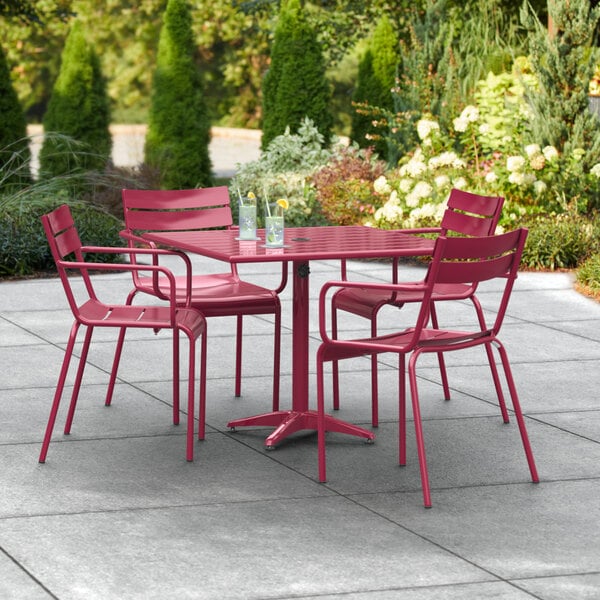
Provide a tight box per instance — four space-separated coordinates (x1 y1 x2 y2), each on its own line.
316 228 539 507
331 189 505 426
121 187 286 409
39 204 207 463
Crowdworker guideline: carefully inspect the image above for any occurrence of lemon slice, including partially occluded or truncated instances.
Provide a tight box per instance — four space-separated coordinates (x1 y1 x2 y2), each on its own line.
247 191 256 200
276 198 289 210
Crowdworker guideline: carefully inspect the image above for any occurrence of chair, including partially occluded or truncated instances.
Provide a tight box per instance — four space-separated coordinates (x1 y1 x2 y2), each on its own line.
121 187 286 409
331 189 505 426
316 228 539 507
39 204 207 463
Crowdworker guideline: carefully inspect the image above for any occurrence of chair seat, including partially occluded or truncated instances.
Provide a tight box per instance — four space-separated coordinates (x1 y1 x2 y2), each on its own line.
333 282 475 319
137 273 279 316
78 299 206 335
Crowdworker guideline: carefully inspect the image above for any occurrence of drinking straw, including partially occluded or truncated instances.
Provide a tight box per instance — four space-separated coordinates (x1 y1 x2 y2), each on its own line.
237 187 244 206
263 186 271 217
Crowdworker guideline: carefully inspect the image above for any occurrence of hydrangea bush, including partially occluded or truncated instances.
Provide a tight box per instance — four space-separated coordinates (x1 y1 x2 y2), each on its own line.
368 91 600 231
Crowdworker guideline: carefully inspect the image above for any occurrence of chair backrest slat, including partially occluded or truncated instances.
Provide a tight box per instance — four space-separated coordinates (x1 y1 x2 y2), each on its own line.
441 189 504 237
122 187 233 231
41 205 97 316
426 228 528 334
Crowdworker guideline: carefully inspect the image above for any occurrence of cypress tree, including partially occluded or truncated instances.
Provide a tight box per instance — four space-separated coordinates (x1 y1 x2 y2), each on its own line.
0 43 31 187
39 20 112 178
261 0 333 150
145 0 212 189
350 15 399 162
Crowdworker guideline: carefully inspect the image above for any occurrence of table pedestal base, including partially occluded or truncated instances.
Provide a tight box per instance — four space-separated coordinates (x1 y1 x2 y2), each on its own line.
227 410 375 449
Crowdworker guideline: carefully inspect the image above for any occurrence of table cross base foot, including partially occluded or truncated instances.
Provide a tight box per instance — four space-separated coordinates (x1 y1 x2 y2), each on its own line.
227 410 375 449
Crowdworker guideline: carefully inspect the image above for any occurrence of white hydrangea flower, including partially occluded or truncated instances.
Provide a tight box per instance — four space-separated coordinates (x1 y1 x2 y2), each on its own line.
401 157 427 178
373 175 391 195
412 181 433 200
525 144 541 158
485 171 498 183
533 180 547 195
453 116 469 132
399 178 413 193
506 155 526 172
508 171 526 185
461 105 479 122
453 177 467 189
478 122 491 135
405 191 420 207
434 174 450 188
542 145 559 161
416 119 439 141
590 163 600 178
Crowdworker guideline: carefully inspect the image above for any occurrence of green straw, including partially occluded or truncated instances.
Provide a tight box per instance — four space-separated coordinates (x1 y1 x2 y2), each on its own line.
263 186 271 217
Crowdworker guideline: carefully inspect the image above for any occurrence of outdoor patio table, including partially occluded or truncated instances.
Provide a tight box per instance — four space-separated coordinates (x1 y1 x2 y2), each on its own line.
143 225 435 448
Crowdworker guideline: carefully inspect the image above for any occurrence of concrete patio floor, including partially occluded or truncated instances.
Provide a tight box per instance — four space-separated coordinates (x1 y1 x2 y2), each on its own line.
1 249 600 599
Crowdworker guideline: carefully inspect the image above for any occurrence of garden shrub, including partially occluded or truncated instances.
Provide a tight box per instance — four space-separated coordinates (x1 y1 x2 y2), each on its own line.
0 44 30 188
0 200 123 277
230 118 333 227
520 213 600 271
311 145 386 226
350 15 399 162
39 20 112 179
576 252 600 298
261 0 333 150
145 0 212 189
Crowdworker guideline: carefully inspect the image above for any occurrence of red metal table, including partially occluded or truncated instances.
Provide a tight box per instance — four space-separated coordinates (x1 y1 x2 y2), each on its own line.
143 226 434 448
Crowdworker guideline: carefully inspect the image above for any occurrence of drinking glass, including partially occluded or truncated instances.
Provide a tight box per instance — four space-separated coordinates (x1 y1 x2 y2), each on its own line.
265 204 284 247
238 195 257 240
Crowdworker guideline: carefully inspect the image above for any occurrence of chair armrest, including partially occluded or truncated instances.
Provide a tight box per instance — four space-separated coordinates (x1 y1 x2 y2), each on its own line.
78 246 193 307
318 279 429 343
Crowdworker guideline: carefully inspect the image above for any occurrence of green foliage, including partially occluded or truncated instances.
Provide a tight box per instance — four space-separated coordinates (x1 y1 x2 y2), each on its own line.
350 15 399 161
576 251 600 296
389 0 459 158
521 0 600 169
261 0 333 150
520 212 600 271
231 118 332 227
311 145 387 225
0 199 122 277
0 44 31 188
39 19 112 178
144 0 213 189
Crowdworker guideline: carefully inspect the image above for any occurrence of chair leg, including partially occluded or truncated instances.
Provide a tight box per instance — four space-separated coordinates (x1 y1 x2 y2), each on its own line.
39 322 80 463
471 296 509 422
185 330 195 462
64 325 94 434
370 315 379 428
408 350 432 508
172 328 180 426
331 304 340 411
495 341 539 482
429 303 451 401
316 347 327 483
235 315 243 397
105 326 126 407
398 354 406 466
272 305 281 412
198 327 207 442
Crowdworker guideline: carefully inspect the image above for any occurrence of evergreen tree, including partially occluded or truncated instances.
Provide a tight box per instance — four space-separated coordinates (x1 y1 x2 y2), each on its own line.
145 0 212 189
261 0 333 150
521 0 600 168
39 19 111 178
0 43 30 188
350 15 399 162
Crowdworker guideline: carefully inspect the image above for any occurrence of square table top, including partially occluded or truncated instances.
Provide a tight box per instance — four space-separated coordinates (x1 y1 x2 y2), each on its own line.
143 225 435 264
